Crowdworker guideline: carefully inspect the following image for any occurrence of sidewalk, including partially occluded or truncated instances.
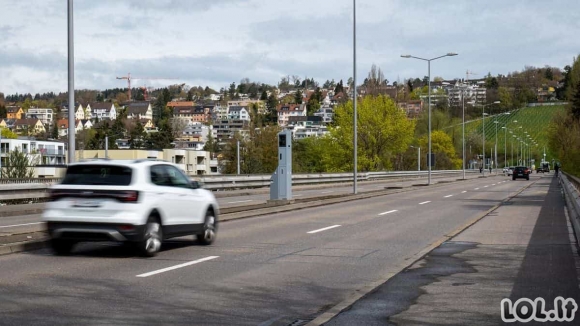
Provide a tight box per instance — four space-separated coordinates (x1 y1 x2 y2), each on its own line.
326 175 580 325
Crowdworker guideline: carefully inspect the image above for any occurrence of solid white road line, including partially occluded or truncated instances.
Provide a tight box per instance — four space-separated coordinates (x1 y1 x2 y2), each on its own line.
307 225 341 234
321 191 334 194
227 200 253 204
378 210 398 216
136 256 219 278
444 195 453 198
294 194 303 197
419 201 431 205
0 222 44 229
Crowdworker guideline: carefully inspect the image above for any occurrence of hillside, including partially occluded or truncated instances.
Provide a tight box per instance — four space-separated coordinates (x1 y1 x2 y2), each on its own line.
459 104 566 164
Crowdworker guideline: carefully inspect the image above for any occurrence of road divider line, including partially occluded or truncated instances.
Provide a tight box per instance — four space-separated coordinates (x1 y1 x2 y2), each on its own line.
462 191 467 193
307 225 341 234
321 191 334 194
136 256 219 278
444 195 453 198
294 194 303 197
484 186 489 188
378 210 398 216
0 222 44 229
419 201 431 205
227 200 253 204
492 184 496 186
475 188 480 190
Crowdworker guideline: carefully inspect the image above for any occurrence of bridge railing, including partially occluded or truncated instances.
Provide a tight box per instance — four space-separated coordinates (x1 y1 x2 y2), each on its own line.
561 171 580 244
0 170 481 202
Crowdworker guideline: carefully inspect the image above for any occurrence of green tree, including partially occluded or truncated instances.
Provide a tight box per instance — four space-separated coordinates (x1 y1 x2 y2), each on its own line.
1 128 18 139
51 119 59 139
334 80 345 94
306 96 320 116
129 121 146 149
327 95 416 171
203 132 220 153
260 90 268 101
418 130 462 170
220 125 281 174
294 90 303 104
1 147 37 179
0 105 6 119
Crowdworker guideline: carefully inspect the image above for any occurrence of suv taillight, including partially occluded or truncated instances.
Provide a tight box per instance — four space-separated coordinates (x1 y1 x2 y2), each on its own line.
114 191 140 203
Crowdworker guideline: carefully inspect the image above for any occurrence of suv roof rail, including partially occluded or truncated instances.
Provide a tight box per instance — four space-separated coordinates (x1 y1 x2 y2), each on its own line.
133 158 167 163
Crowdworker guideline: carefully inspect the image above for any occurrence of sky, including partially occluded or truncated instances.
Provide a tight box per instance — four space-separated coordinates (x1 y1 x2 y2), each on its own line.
1 0 580 95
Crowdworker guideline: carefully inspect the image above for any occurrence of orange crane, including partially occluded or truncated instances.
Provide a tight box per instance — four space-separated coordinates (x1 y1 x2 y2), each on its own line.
116 73 179 101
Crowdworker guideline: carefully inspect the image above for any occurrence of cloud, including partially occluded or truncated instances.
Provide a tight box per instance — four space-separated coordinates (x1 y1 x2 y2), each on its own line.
1 0 580 94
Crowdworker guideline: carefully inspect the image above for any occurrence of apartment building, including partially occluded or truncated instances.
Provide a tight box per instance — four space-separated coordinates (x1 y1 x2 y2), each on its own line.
75 149 218 175
25 108 54 125
0 138 67 167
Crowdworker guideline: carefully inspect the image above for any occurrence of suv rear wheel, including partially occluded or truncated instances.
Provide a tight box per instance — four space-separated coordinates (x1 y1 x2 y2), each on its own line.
197 210 217 245
139 216 163 257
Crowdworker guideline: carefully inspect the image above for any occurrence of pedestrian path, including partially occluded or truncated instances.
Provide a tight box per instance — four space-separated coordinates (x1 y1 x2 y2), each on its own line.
326 175 580 325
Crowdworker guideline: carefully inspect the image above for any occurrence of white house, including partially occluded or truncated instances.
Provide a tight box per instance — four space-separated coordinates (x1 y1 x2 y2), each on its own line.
75 104 86 120
227 106 250 121
126 102 153 120
89 102 117 120
277 103 307 127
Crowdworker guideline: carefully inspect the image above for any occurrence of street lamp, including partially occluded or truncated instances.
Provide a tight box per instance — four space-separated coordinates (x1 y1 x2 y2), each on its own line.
401 52 458 185
353 0 358 194
494 120 499 174
410 146 421 171
473 101 500 176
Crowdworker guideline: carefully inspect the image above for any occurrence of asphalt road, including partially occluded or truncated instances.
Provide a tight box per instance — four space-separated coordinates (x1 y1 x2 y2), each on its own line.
0 173 538 325
0 172 484 234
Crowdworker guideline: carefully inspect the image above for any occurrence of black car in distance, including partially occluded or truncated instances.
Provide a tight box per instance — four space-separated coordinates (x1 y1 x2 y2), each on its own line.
512 166 530 180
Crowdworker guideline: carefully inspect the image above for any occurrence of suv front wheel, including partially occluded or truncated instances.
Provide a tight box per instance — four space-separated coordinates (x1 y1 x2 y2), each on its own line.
197 210 217 245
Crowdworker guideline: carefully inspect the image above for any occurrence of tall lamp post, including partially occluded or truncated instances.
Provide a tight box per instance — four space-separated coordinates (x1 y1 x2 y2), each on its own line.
353 0 357 194
67 0 75 164
475 101 500 176
494 120 499 174
401 52 458 185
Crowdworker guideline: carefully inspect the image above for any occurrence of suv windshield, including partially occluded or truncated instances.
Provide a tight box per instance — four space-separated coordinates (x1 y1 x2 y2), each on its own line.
61 165 133 185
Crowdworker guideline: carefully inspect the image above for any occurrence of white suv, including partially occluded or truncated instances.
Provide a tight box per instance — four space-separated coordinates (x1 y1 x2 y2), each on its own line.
42 159 219 257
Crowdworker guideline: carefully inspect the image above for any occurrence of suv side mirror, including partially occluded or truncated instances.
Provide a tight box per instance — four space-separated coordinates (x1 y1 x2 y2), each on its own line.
190 180 200 189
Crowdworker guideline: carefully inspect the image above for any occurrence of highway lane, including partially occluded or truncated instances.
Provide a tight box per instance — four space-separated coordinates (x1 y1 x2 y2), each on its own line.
0 174 534 325
0 172 490 232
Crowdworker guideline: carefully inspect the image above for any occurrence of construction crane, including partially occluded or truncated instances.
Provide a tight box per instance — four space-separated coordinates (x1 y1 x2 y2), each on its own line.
116 73 179 101
466 70 478 83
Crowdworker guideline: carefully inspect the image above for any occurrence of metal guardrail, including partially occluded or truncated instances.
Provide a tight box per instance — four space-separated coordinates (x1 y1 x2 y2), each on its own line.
0 170 481 202
560 171 580 244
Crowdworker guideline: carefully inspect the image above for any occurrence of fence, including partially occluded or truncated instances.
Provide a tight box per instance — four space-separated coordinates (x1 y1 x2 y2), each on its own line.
0 170 480 202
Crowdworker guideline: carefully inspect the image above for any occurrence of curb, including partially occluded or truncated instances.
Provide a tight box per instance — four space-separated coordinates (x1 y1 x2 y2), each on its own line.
305 177 538 326
0 175 502 257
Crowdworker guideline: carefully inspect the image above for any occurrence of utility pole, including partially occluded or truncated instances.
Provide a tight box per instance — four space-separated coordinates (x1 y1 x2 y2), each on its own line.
237 140 240 175
105 135 108 159
353 0 358 194
67 0 75 164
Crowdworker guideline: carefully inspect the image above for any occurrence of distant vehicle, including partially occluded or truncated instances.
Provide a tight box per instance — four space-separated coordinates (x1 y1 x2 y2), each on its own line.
505 166 515 176
512 166 530 180
42 159 220 257
536 162 550 173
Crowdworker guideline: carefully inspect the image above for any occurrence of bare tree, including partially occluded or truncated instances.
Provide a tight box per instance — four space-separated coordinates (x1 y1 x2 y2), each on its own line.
170 117 189 139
